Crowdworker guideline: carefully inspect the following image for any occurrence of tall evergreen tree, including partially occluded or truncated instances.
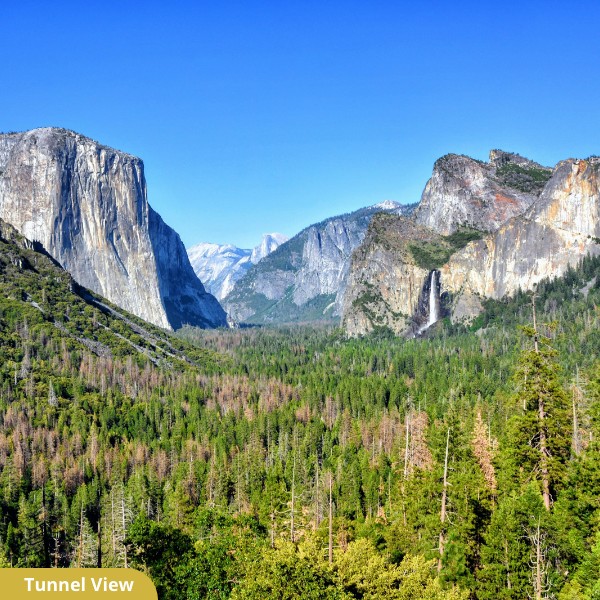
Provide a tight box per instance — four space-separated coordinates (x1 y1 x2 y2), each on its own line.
504 312 571 509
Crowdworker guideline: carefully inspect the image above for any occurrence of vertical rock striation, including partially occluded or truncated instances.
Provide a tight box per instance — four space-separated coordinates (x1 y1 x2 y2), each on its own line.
0 127 226 330
442 157 600 307
223 202 415 324
342 215 435 336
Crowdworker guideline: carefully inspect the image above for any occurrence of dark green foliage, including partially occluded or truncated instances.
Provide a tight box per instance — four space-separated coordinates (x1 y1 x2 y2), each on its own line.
502 324 571 501
477 486 553 599
1 227 600 598
126 517 194 600
444 228 483 249
494 162 552 193
408 228 483 270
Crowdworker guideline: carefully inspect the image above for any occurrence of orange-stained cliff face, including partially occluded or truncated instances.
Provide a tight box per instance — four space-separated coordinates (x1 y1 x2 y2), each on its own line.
414 150 550 235
343 152 600 336
442 157 600 310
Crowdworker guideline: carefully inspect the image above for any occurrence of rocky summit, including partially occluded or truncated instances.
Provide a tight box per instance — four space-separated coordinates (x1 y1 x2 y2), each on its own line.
342 150 600 336
0 128 226 330
414 150 551 235
442 157 600 310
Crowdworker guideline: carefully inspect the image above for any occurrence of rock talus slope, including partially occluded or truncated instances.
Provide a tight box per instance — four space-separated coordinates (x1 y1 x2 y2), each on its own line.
0 128 226 330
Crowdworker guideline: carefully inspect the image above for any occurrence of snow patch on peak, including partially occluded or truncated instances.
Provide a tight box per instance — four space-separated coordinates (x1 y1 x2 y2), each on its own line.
188 233 288 300
372 200 401 210
188 242 249 262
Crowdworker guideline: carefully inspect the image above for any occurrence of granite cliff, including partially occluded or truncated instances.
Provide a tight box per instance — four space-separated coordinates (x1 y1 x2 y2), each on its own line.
342 214 438 336
343 151 600 336
442 157 600 311
0 128 226 330
414 150 551 234
223 201 414 324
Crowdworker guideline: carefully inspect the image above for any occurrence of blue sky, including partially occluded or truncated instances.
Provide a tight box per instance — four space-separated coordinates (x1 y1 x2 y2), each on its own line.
2 1 600 249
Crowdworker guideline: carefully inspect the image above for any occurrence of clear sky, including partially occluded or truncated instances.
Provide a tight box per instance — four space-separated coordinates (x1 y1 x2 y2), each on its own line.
2 1 600 249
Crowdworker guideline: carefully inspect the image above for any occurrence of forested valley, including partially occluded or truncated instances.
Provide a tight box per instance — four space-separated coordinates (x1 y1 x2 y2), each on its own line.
1 225 600 599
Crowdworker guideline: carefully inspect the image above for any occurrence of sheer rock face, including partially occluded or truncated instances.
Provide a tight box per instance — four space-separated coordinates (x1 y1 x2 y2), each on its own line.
0 128 226 330
442 157 600 306
292 215 370 307
414 150 550 235
223 202 415 324
343 153 600 335
223 213 367 323
342 215 432 336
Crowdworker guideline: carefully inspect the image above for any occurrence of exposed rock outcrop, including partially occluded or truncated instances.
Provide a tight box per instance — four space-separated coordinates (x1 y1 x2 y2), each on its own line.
342 214 434 335
223 202 415 324
414 150 551 235
0 127 226 330
343 151 600 335
442 157 600 313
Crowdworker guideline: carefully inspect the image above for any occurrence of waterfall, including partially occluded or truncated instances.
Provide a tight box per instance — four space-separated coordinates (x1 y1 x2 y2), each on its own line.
427 270 438 326
416 270 439 335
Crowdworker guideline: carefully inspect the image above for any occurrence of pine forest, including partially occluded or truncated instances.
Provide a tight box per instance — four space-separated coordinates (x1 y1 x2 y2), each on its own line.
1 223 600 599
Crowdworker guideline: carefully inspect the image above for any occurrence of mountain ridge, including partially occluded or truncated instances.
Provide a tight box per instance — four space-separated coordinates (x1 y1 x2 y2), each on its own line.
187 232 288 300
342 150 600 335
222 201 416 324
0 215 221 367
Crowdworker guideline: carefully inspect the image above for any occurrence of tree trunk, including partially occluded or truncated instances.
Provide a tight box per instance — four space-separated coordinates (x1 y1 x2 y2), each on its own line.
290 449 296 543
539 396 551 511
315 459 320 530
78 503 84 568
532 295 551 511
97 517 102 568
572 366 581 456
121 496 128 568
403 413 410 478
536 521 542 600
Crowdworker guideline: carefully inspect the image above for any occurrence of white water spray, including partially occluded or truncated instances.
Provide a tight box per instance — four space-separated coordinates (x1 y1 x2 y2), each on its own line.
416 270 439 335
427 270 438 327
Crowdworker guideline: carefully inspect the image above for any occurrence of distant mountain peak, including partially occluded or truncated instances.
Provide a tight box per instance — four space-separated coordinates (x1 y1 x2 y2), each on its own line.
188 233 288 300
222 202 413 325
371 200 402 210
250 232 289 264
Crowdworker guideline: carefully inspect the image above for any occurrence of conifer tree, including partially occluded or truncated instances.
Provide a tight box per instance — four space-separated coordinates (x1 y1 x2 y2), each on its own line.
506 305 571 509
